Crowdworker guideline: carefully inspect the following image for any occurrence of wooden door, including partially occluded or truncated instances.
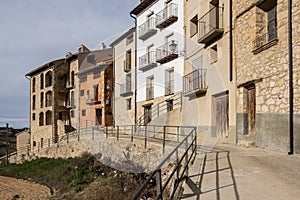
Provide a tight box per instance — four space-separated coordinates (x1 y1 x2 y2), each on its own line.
247 87 256 134
215 93 229 137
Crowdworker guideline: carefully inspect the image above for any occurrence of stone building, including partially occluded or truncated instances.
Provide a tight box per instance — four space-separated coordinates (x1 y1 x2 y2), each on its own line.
183 0 236 141
16 129 30 156
110 27 136 125
234 0 300 152
26 59 70 149
77 47 113 127
130 0 185 125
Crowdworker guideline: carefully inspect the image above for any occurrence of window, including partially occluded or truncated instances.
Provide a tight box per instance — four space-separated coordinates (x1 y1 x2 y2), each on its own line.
93 85 98 100
80 76 87 83
40 92 44 108
39 112 44 126
45 110 52 125
32 78 36 93
190 15 198 37
46 91 52 107
125 50 132 72
93 70 100 79
82 110 86 116
267 6 277 41
45 71 53 87
146 76 154 100
165 68 174 95
33 141 36 147
166 99 173 112
32 95 36 110
40 73 44 89
210 44 218 63
87 90 90 96
71 91 74 106
80 90 84 96
32 113 35 121
71 110 75 118
126 34 134 45
58 112 63 120
126 98 131 110
71 71 75 86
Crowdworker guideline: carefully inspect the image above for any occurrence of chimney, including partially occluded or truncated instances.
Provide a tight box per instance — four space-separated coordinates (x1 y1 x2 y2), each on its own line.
99 42 106 50
77 44 90 53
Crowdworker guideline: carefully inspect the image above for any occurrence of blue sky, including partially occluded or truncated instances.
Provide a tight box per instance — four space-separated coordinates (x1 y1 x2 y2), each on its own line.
0 0 139 128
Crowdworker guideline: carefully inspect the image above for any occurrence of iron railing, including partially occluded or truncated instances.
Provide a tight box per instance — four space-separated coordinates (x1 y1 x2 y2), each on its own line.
183 69 207 95
139 51 157 70
156 40 178 62
137 93 182 126
156 3 178 28
120 81 132 96
252 31 278 50
198 6 224 40
139 17 157 39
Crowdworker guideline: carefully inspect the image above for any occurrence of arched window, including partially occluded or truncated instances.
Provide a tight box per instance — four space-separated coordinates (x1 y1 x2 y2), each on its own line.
39 112 44 126
71 91 74 106
32 95 36 110
45 71 53 87
40 73 44 89
46 110 52 125
32 113 35 121
46 91 52 107
40 92 44 108
32 77 36 93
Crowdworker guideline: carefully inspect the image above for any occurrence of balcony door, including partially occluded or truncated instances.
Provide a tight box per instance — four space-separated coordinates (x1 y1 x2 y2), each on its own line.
165 68 174 95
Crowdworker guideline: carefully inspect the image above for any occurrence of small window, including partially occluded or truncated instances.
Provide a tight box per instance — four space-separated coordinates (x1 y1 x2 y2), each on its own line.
32 78 36 93
40 73 44 89
210 44 218 63
32 113 36 121
58 112 63 120
125 50 132 72
126 34 134 45
32 95 36 110
39 112 44 126
71 110 75 118
45 71 53 87
80 76 87 83
126 98 131 110
80 90 84 96
40 92 44 108
87 90 90 96
33 141 36 147
46 110 52 125
93 70 100 79
190 15 198 37
82 110 86 116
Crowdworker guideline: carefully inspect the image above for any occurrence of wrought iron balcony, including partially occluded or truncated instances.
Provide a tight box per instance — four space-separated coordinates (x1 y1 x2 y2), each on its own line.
156 40 178 64
252 31 278 54
146 86 154 100
139 17 157 40
165 80 174 95
120 82 132 97
139 51 157 71
156 3 178 29
198 6 224 45
183 69 207 96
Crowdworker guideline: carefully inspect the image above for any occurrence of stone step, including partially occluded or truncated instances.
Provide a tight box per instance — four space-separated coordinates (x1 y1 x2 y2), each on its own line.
238 140 256 148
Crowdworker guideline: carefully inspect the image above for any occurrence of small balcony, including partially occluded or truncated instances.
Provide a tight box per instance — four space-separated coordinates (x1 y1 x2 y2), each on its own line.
156 3 178 29
138 17 157 40
165 80 174 96
120 82 133 97
183 69 207 97
146 87 154 101
139 51 157 71
252 31 278 54
198 6 224 45
156 40 178 64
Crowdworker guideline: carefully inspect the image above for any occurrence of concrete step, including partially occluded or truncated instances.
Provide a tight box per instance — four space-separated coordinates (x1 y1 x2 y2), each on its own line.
237 140 256 148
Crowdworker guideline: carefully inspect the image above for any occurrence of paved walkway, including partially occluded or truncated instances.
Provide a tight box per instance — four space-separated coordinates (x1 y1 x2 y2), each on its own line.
181 143 300 200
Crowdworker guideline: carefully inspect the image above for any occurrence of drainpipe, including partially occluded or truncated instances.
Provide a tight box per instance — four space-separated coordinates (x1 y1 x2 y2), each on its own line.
229 0 233 82
130 12 138 127
112 46 116 127
288 0 294 155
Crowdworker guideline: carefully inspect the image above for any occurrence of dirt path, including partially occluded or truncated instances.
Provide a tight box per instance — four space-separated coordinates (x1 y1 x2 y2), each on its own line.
0 176 51 200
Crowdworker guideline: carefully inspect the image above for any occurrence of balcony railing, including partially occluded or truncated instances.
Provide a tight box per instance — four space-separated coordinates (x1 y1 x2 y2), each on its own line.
120 82 133 97
156 3 178 29
183 69 207 96
165 80 174 95
139 17 157 40
198 6 224 45
146 86 154 100
156 40 178 64
252 31 278 53
139 51 157 71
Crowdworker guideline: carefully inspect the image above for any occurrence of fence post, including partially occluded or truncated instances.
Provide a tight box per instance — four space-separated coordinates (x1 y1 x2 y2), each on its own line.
117 126 119 141
92 127 94 140
163 126 166 154
106 126 108 138
131 125 134 142
156 169 163 199
177 126 180 142
144 126 147 149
